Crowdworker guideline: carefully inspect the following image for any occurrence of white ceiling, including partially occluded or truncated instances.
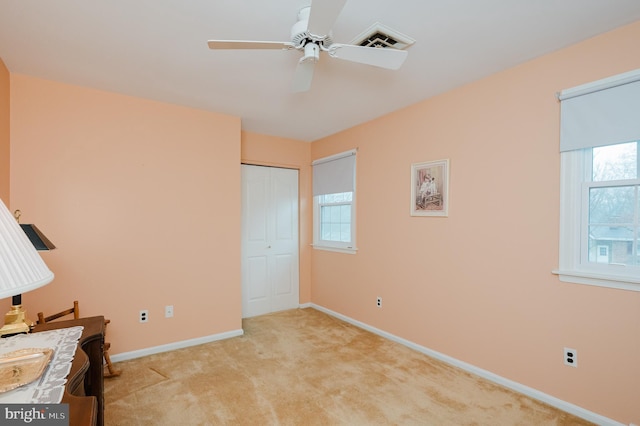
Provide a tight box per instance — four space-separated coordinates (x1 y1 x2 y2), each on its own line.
1 1 639 142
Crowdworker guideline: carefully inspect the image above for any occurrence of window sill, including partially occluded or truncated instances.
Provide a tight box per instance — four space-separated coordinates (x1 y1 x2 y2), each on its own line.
312 244 357 255
552 269 640 292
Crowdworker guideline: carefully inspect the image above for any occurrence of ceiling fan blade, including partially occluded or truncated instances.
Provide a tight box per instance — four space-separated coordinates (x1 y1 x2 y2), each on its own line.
327 44 408 70
208 40 295 50
292 59 316 93
307 0 347 36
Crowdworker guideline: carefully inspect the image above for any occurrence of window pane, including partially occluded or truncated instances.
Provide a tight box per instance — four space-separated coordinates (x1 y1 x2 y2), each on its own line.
319 204 352 244
589 186 635 224
588 184 638 267
320 192 353 203
321 224 331 240
637 229 640 266
588 226 634 264
340 224 351 242
321 206 330 224
330 205 341 222
592 142 637 181
332 229 341 241
340 205 351 222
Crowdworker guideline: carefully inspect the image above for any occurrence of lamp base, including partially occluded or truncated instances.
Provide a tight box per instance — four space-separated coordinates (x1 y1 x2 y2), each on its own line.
0 305 33 337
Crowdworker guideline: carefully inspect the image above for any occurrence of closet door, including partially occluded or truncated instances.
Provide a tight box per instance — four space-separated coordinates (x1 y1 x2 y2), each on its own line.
241 165 299 318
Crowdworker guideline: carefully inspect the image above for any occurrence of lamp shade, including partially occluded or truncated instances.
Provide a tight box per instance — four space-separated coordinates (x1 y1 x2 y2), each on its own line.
0 198 54 299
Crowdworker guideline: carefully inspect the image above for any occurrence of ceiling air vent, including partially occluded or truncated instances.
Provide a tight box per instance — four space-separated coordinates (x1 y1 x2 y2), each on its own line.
350 23 415 50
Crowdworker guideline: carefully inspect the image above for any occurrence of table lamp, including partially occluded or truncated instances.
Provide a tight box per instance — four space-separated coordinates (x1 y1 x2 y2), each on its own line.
0 198 54 336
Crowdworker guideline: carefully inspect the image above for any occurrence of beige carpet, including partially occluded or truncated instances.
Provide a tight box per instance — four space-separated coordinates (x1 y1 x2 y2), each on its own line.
104 308 594 425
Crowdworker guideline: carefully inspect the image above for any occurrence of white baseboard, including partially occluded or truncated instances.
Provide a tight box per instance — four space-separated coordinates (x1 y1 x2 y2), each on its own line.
298 302 312 309
110 328 244 363
309 303 623 426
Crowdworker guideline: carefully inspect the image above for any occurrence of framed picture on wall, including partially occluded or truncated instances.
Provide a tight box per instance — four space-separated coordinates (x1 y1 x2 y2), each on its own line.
410 159 449 217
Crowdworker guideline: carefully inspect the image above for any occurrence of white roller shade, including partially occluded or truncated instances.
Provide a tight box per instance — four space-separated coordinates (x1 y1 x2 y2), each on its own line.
312 150 356 196
559 69 640 152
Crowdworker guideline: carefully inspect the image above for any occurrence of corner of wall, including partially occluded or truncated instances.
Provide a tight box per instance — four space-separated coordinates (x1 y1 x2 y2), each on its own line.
0 57 10 203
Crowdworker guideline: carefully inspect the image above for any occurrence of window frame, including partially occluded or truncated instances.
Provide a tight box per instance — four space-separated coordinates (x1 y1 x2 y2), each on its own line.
554 145 640 291
311 149 357 254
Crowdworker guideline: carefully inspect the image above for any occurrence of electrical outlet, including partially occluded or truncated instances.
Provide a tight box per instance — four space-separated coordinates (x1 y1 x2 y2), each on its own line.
564 347 577 367
376 297 382 307
165 305 174 318
139 310 149 323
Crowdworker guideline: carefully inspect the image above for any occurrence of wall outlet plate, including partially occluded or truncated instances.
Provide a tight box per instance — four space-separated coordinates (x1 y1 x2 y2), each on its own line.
564 347 577 367
139 309 149 323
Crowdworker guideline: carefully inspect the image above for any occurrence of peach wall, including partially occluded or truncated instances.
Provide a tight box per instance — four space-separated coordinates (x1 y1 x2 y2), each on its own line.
241 131 311 304
0 58 9 204
311 21 640 424
0 58 10 317
10 74 242 353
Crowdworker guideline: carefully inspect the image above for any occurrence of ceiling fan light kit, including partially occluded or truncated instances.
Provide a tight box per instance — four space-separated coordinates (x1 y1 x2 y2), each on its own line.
207 0 411 92
302 43 320 63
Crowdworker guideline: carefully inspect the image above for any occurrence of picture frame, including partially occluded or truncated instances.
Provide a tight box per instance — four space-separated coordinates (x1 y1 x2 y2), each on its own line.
410 159 449 217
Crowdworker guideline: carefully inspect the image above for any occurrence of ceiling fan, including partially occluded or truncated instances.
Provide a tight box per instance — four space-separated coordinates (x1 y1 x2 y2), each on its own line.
207 0 409 93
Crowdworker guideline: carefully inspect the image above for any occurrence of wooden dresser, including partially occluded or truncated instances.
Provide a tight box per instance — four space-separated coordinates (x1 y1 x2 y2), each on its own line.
33 316 105 426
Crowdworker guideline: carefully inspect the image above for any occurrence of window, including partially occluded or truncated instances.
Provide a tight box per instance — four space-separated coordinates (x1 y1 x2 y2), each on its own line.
319 192 353 243
587 142 639 267
312 150 356 253
555 69 640 291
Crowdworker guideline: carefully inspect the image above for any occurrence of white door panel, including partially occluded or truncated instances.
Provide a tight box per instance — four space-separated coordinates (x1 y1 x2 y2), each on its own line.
241 165 299 318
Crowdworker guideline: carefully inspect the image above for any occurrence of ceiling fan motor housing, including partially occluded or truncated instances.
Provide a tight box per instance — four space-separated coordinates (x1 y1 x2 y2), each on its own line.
291 6 333 48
